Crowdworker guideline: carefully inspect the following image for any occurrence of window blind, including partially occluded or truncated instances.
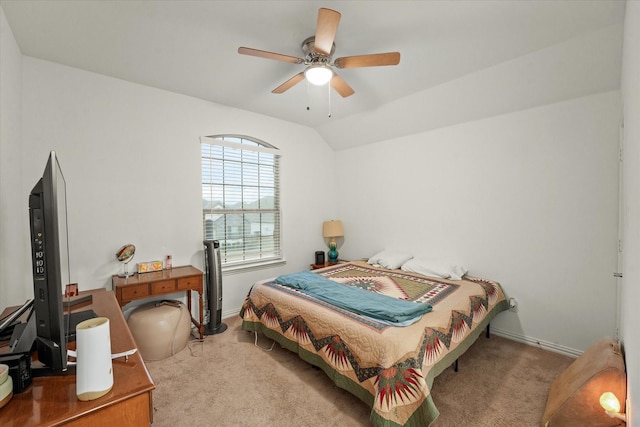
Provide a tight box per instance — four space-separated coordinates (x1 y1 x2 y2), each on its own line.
201 135 281 266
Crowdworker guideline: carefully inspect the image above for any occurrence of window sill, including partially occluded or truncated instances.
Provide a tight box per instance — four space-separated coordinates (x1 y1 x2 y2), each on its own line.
222 258 287 275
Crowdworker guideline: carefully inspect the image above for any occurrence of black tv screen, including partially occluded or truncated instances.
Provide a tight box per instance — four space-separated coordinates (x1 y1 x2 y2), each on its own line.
28 150 69 372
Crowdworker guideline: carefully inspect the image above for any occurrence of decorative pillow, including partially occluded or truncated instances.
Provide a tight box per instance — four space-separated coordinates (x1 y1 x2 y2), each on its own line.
367 250 413 270
401 258 468 280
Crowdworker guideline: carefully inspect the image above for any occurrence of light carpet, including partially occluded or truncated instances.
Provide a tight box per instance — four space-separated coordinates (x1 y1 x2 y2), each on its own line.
145 316 573 426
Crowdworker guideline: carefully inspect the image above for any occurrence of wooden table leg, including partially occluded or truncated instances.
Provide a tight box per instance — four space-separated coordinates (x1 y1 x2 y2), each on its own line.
198 290 204 338
187 289 205 339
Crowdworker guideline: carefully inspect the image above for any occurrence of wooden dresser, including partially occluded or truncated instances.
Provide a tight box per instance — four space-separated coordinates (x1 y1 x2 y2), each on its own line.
0 289 155 426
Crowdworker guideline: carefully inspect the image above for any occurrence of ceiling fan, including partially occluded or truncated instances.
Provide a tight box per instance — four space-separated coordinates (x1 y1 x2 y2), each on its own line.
238 7 400 98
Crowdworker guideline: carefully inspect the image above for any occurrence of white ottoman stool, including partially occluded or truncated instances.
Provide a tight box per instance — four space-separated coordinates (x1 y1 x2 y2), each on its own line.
127 300 191 361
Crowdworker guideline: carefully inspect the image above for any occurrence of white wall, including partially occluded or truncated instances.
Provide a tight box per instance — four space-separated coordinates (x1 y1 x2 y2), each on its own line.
335 91 620 354
5 56 336 316
0 7 28 307
620 1 640 423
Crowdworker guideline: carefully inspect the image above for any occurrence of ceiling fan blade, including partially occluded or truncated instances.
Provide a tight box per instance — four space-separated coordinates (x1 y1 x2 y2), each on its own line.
272 72 305 94
331 74 355 98
334 52 401 69
238 47 304 64
314 8 341 55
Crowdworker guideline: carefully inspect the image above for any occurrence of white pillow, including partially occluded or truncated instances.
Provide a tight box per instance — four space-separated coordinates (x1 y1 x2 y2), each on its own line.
449 265 468 281
367 250 413 270
400 258 451 278
401 258 468 280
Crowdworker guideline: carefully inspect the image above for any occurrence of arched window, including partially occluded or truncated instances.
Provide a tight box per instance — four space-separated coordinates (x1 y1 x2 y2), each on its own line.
200 135 281 267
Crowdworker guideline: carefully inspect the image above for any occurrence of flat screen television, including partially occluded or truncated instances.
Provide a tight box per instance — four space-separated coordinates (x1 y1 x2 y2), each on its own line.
28 151 71 372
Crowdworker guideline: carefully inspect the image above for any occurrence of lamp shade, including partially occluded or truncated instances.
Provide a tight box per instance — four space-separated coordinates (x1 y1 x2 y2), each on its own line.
322 220 344 238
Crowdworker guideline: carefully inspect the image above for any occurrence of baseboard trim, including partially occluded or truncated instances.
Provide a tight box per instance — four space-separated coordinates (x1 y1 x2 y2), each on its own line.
223 307 241 320
224 308 583 358
491 327 583 358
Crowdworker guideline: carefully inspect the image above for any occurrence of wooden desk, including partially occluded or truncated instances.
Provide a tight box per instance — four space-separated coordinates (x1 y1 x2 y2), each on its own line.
112 265 205 338
0 289 155 426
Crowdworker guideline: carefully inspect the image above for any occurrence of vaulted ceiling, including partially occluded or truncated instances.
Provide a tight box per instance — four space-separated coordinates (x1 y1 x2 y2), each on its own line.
1 0 626 150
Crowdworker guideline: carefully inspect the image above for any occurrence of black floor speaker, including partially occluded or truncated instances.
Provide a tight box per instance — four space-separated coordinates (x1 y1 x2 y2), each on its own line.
203 240 227 335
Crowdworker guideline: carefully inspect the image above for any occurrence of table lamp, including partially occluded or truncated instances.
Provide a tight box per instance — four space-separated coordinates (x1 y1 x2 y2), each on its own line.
322 220 344 263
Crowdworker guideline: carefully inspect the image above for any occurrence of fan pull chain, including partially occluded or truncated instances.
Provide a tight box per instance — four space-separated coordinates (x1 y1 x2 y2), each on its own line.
306 80 311 111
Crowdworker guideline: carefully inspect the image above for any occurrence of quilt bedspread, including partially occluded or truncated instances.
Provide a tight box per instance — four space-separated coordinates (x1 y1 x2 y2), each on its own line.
240 261 509 426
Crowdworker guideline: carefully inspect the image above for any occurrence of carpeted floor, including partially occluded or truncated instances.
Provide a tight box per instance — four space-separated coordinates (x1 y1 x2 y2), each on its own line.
145 316 573 427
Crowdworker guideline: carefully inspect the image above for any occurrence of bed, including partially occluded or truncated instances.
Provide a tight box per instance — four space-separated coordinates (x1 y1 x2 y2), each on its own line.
240 260 509 426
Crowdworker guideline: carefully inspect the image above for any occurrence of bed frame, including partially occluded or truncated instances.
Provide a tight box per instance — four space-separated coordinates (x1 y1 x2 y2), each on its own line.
240 261 509 426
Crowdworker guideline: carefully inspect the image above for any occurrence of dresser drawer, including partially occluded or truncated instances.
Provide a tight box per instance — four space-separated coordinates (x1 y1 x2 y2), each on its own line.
177 276 201 291
120 284 149 301
151 280 177 294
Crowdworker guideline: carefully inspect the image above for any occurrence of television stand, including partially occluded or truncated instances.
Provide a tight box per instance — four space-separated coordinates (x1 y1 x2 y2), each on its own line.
31 363 76 378
8 308 96 352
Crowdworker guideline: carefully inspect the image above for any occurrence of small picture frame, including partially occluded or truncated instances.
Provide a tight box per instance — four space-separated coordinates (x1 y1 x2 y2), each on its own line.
137 260 164 274
65 283 78 297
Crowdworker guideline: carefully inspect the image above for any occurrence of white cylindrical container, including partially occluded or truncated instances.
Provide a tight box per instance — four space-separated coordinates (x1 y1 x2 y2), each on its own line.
75 317 113 401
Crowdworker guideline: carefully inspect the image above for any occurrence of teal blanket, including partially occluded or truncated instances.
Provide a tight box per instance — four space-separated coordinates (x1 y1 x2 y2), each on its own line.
275 271 432 323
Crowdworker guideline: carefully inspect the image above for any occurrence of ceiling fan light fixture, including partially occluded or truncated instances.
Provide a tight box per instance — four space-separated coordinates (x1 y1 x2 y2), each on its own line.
304 65 333 86
238 8 399 98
